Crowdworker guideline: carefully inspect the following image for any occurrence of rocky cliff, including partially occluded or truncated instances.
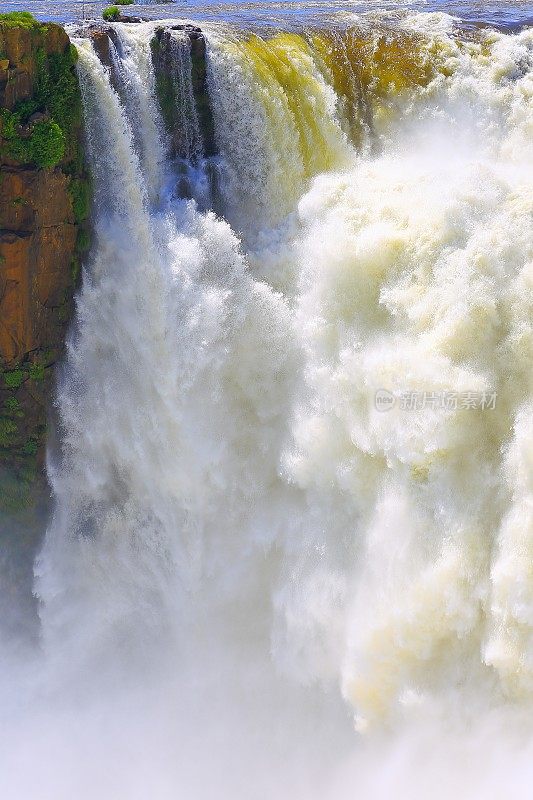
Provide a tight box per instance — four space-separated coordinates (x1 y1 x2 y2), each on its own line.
0 12 90 512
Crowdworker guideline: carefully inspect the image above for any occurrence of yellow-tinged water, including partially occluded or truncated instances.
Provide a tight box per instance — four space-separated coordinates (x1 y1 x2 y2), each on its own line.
205 17 533 727
2 14 533 800
215 25 443 169
208 19 532 235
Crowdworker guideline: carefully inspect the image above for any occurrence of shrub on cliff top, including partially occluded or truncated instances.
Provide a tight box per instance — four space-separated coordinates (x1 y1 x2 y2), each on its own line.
115 0 134 4
103 6 121 21
0 12 40 29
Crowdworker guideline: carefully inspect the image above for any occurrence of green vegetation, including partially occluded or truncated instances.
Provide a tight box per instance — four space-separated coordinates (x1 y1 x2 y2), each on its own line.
115 0 134 4
103 6 121 21
68 177 91 223
0 12 40 29
35 45 80 130
3 397 22 415
190 61 215 156
0 30 81 169
31 119 65 167
3 369 27 389
0 114 66 168
28 363 45 382
76 226 91 252
0 417 17 446
21 437 38 456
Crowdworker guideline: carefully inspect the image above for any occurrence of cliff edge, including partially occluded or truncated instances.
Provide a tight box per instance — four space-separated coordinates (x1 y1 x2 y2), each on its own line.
0 12 90 511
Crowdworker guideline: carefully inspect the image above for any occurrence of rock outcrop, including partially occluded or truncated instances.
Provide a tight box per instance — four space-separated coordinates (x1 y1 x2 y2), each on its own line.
81 22 217 160
151 24 217 159
0 13 90 510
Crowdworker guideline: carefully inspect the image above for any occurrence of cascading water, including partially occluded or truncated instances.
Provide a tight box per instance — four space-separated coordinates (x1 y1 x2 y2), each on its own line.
1 12 532 800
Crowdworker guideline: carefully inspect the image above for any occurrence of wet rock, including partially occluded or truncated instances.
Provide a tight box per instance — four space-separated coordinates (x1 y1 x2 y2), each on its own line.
0 16 89 489
88 27 116 69
27 111 49 125
152 25 217 158
0 165 80 476
85 24 124 93
119 16 149 24
0 68 32 110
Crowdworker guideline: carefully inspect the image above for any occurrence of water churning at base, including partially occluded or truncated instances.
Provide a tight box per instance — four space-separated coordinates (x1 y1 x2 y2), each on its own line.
5 14 533 800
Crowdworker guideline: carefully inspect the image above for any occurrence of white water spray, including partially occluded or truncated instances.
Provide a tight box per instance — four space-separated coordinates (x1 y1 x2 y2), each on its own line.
1 14 532 800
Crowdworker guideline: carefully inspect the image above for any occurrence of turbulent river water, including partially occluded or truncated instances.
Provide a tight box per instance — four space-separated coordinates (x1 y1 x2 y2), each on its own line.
1 9 533 800
4 1 533 28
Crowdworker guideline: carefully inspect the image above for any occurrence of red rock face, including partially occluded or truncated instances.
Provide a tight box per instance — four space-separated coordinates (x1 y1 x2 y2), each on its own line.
1 21 80 367
0 20 88 487
0 168 77 363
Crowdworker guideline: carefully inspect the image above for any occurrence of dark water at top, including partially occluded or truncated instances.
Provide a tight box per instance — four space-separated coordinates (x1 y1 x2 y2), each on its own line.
1 0 532 30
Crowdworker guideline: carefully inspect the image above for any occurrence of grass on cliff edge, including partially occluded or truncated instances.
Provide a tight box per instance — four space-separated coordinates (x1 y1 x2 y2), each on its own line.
0 12 41 28
102 7 121 21
103 0 134 21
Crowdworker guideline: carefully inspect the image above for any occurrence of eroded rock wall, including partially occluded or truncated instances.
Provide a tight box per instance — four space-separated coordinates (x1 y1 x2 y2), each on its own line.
0 15 89 510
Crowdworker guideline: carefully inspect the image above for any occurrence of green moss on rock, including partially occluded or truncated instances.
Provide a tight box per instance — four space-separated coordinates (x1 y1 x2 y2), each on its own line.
0 12 40 30
1 110 66 168
0 37 81 169
103 7 121 22
0 417 18 446
3 369 27 389
68 176 91 223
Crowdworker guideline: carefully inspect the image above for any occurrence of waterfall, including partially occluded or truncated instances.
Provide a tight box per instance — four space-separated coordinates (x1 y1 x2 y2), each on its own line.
36 30 299 673
2 13 533 800
110 22 167 203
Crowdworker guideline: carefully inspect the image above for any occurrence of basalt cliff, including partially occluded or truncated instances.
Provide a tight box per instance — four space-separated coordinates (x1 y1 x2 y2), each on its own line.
0 13 90 513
